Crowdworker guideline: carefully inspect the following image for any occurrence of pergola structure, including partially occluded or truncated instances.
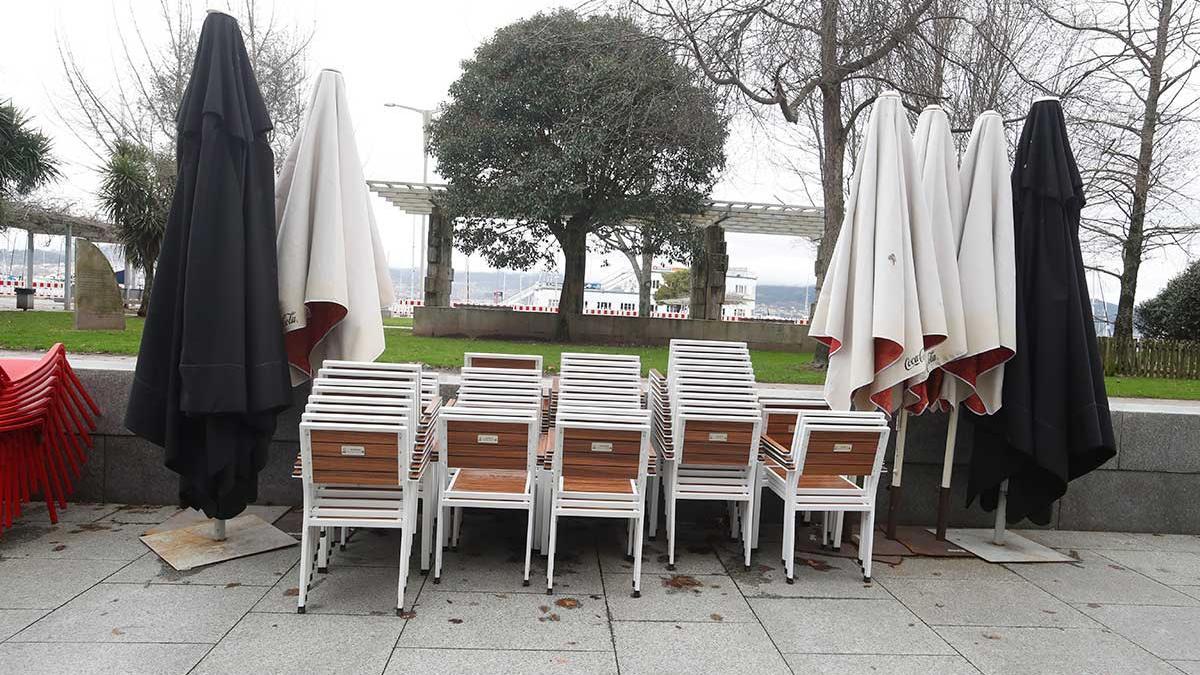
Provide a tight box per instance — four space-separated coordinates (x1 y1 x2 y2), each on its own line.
367 180 825 319
2 202 115 309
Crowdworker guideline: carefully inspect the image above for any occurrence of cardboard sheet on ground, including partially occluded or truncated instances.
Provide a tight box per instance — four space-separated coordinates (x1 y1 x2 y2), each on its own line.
140 511 297 571
143 505 290 535
939 527 1073 563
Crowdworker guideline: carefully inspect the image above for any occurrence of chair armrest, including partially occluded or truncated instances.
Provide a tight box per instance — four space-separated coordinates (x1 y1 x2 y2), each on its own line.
760 434 793 468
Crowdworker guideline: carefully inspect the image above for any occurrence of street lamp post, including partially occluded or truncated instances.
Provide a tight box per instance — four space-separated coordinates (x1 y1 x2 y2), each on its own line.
384 102 434 301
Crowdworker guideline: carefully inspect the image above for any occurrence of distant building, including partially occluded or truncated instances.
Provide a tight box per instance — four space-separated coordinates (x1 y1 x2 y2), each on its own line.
500 265 757 319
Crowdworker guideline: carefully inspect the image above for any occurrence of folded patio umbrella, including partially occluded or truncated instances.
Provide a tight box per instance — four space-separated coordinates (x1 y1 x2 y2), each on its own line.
275 69 395 386
911 104 967 413
810 91 947 414
940 111 1016 415
0 344 100 533
124 11 292 521
966 98 1115 525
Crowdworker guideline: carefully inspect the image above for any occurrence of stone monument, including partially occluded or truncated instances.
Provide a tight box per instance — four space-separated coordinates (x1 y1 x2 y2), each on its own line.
74 239 126 330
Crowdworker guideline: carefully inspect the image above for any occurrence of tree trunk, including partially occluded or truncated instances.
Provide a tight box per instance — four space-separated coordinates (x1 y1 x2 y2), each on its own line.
556 219 589 340
811 79 846 367
138 262 155 318
639 230 653 317
1113 0 1170 340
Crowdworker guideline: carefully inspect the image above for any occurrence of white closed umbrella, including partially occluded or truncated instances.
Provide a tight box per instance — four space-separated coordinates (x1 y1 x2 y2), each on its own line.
934 110 1016 539
810 90 947 415
884 103 970 538
276 69 395 385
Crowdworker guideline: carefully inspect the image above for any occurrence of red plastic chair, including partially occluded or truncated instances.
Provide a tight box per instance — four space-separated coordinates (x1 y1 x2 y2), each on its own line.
0 344 100 533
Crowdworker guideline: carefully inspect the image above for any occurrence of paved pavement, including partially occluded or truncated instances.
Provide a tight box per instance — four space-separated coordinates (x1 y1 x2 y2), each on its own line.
2 502 1199 674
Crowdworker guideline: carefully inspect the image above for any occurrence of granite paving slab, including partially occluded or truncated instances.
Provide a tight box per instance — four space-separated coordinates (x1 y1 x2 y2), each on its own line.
751 597 955 655
1171 661 1200 674
612 620 789 674
0 643 210 675
782 653 980 674
726 552 891 599
604 572 755 622
253 563 422 615
935 625 1177 675
397 591 612 651
97 504 183 525
1077 603 1200 661
1006 550 1198 606
385 648 618 674
0 557 128 609
873 556 1021 581
1095 550 1200 586
881 578 1094 628
13 583 266 644
191 612 402 675
1016 530 1148 552
0 519 149 561
0 609 46 641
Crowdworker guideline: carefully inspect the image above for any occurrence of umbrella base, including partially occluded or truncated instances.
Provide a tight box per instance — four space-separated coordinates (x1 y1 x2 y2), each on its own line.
140 512 297 571
939 528 1073 563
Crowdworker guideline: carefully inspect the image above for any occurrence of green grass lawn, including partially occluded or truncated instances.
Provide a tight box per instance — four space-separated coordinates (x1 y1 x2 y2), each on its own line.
3 310 1196 398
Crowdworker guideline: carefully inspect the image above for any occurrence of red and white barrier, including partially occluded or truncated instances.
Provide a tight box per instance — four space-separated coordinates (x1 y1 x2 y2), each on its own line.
0 279 66 299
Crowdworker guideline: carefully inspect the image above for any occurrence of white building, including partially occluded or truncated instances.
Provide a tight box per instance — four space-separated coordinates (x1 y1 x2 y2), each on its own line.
501 265 757 319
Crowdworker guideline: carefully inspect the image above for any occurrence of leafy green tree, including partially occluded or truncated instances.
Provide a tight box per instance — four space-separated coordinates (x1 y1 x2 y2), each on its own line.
1135 261 1200 340
98 140 172 316
654 267 691 305
428 10 727 338
0 100 61 225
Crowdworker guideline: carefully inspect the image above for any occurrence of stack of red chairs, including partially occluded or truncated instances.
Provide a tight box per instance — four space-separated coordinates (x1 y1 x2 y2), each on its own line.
0 344 100 534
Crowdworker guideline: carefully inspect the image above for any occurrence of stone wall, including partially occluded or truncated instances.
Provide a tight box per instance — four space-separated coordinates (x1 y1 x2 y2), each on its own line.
413 306 814 352
69 367 1200 534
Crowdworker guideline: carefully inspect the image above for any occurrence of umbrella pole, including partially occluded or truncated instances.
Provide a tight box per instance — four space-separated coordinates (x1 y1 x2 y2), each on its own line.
886 409 909 540
992 480 1008 545
935 408 958 540
212 519 227 541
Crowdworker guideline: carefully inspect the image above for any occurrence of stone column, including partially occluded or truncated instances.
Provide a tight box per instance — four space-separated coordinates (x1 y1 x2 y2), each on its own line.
25 228 35 287
423 205 454 307
688 224 727 320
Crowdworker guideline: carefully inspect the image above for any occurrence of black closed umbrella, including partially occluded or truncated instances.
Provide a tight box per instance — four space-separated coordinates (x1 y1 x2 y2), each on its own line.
966 97 1116 525
125 11 291 520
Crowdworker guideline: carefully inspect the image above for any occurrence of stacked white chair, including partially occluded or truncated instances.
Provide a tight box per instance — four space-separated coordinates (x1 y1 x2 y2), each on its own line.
656 339 762 570
754 393 830 548
759 410 890 583
434 360 542 586
546 353 651 597
297 361 427 615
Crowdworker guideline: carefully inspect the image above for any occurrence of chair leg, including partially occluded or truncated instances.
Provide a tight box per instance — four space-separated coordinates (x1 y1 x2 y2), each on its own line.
783 501 796 584
647 475 660 541
523 501 534 586
546 502 559 594
339 527 348 551
421 480 433 573
862 507 875 582
727 501 739 541
741 500 752 569
317 527 330 573
434 500 446 584
452 507 463 549
397 497 415 614
751 467 762 550
297 523 316 613
833 511 845 552
631 511 644 598
666 490 678 571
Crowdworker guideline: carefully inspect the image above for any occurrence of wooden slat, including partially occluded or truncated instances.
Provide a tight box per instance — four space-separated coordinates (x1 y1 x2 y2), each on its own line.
469 356 540 370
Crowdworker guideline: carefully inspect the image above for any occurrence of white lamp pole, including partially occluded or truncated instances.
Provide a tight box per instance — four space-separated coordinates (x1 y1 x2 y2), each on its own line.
384 103 434 301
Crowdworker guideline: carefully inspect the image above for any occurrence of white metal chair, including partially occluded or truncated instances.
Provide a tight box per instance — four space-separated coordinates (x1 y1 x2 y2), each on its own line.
433 365 542 586
297 374 424 614
657 339 762 570
546 352 650 597
759 410 890 583
754 393 830 548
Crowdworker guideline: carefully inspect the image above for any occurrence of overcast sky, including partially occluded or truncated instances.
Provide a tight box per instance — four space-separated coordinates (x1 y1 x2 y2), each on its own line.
1 0 1190 303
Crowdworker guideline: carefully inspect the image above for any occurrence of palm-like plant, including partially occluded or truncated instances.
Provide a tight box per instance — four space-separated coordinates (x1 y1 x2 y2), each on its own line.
0 100 62 225
99 140 169 316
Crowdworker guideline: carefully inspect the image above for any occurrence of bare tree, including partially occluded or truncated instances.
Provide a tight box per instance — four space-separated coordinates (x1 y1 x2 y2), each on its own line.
1039 0 1200 339
57 0 311 168
595 220 695 316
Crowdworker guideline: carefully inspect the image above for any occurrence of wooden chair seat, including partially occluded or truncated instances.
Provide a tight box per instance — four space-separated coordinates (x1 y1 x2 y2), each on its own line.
563 476 634 494
448 468 527 494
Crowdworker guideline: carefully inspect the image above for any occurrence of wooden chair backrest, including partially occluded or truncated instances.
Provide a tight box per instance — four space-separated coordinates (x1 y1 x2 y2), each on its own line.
554 406 649 484
761 397 830 447
308 426 403 486
676 416 760 467
442 412 535 472
793 412 888 478
464 352 543 374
